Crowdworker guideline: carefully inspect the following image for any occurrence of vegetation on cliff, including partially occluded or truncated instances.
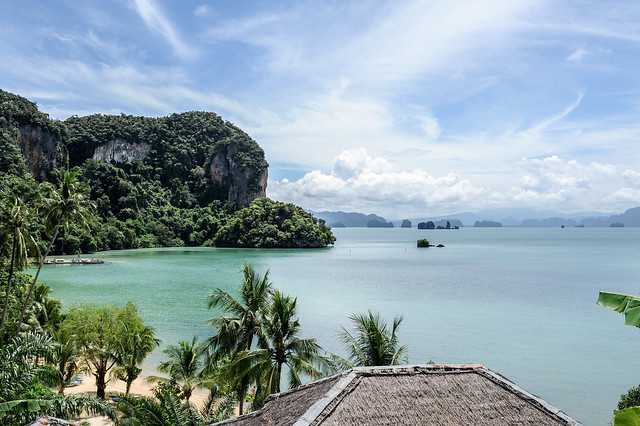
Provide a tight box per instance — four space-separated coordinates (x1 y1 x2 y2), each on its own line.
0 89 334 251
214 198 335 248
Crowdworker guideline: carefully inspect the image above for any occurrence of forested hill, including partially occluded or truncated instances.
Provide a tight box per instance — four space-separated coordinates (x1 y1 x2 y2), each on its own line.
0 89 335 251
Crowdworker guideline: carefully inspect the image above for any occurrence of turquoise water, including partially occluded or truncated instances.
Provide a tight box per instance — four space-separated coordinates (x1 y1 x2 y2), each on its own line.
39 228 640 425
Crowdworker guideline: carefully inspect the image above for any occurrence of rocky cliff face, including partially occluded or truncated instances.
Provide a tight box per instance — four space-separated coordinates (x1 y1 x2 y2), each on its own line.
209 143 268 206
92 139 150 163
18 124 59 181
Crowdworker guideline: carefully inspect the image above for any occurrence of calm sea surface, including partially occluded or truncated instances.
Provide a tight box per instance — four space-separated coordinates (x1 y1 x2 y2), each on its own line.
39 227 640 425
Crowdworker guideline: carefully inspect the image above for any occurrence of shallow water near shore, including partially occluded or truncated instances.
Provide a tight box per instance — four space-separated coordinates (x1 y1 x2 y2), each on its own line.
39 227 640 425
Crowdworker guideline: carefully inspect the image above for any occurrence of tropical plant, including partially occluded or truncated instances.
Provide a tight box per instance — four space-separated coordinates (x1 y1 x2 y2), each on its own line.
598 292 640 326
231 290 323 406
62 303 151 399
19 169 94 326
114 322 159 396
117 381 233 426
0 332 114 424
619 386 640 411
207 263 272 414
598 291 640 425
0 196 34 334
338 311 408 368
48 327 80 395
152 338 204 402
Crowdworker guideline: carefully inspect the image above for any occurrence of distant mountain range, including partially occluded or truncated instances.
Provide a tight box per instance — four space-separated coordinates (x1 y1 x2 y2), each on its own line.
316 207 640 228
313 211 394 228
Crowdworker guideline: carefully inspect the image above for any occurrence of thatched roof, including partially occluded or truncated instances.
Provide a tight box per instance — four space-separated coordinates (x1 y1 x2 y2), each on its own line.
213 364 581 425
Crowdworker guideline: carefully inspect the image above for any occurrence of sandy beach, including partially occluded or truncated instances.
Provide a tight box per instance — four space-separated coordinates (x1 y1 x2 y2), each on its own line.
65 373 211 425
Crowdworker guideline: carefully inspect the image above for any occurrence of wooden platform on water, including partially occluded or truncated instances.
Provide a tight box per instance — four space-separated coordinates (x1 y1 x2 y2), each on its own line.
43 257 104 265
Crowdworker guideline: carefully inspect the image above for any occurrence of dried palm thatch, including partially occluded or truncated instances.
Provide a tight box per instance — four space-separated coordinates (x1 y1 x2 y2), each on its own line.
213 364 580 426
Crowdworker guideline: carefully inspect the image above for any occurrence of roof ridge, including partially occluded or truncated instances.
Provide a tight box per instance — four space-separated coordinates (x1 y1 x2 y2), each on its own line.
476 368 582 425
292 372 358 426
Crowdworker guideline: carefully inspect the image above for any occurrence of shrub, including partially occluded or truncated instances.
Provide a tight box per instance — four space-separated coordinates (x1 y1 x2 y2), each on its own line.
417 239 430 248
619 385 640 410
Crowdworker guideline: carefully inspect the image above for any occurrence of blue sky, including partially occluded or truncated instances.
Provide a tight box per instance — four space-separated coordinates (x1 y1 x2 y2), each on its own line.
2 0 640 217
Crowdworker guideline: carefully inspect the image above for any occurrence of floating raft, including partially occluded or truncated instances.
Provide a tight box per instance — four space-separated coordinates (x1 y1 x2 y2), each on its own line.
43 257 104 265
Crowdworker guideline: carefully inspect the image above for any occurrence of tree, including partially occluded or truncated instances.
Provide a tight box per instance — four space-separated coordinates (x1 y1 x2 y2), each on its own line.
231 291 323 405
0 196 34 334
114 322 159 396
0 332 114 424
48 327 79 395
19 169 94 326
153 338 204 402
117 381 234 426
338 311 408 367
598 291 640 425
62 303 150 399
207 263 272 414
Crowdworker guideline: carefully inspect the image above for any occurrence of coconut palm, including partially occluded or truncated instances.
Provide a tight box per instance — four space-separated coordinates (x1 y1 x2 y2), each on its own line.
117 381 233 426
114 323 159 395
207 263 272 414
0 197 34 334
0 332 114 424
48 327 79 395
231 291 323 404
151 338 203 402
338 311 408 367
19 169 93 326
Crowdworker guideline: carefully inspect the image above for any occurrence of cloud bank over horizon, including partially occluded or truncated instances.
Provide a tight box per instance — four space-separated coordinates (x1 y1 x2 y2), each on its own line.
1 0 640 215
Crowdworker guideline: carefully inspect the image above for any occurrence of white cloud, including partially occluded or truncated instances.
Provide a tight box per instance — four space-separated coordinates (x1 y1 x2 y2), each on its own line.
566 47 589 62
421 115 442 140
623 169 640 188
194 4 210 17
270 151 640 216
132 0 196 59
270 148 487 216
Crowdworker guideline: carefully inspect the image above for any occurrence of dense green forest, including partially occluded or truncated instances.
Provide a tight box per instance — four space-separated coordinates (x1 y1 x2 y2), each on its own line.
0 89 334 251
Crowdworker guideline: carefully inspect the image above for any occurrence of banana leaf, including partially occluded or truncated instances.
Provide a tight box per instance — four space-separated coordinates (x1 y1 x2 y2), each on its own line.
615 406 640 426
597 292 640 327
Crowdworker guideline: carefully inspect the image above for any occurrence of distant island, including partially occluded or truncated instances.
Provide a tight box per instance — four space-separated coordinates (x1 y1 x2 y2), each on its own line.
314 211 393 228
0 89 335 251
417 220 460 230
474 220 503 228
401 219 412 228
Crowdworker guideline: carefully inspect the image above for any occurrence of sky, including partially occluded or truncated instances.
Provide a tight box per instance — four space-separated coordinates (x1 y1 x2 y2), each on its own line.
2 0 640 217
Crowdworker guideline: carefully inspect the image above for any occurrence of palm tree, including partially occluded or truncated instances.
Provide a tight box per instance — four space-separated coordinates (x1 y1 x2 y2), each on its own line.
151 338 203 402
48 327 79 395
19 169 93 326
115 323 159 395
0 197 33 334
232 291 323 404
0 332 114 424
117 381 233 426
338 311 408 367
207 263 272 414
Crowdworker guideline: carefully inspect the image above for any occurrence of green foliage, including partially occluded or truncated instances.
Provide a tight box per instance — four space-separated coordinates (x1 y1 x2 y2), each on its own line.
117 381 231 426
0 332 114 424
417 239 430 248
1 90 335 251
214 198 336 248
338 311 408 368
207 264 273 414
620 386 640 410
62 303 155 399
64 112 267 204
230 290 323 405
598 291 640 327
615 406 640 426
153 338 204 402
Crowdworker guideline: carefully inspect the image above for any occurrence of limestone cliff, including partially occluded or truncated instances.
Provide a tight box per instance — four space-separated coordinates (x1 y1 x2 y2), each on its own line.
0 89 268 207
